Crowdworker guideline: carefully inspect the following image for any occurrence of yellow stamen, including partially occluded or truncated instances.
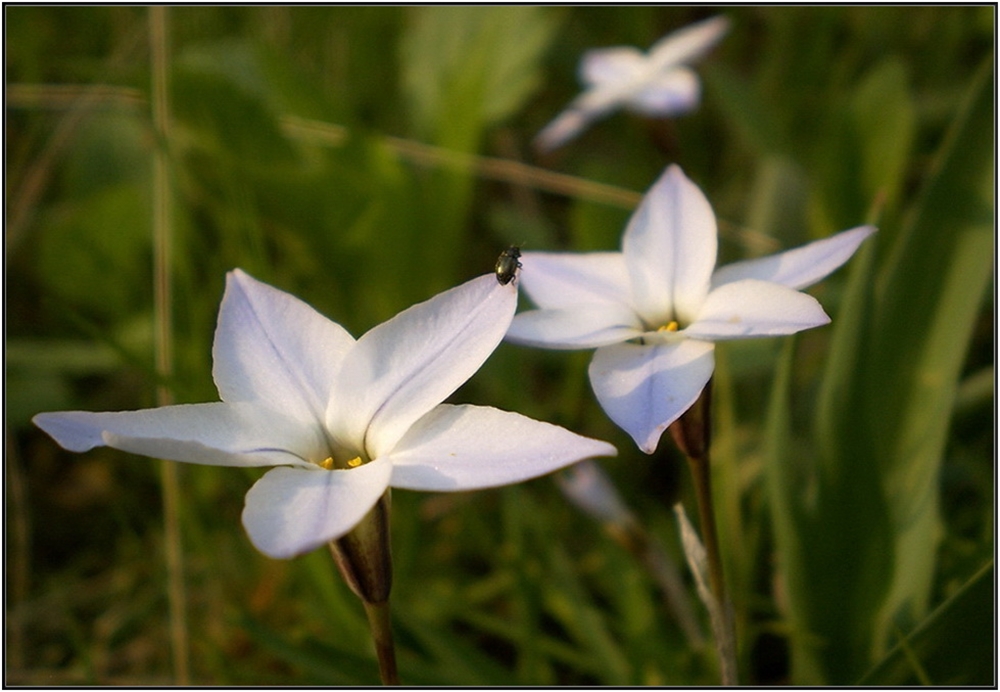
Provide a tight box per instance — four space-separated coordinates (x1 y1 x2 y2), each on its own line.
320 457 335 470
347 456 363 468
659 321 680 332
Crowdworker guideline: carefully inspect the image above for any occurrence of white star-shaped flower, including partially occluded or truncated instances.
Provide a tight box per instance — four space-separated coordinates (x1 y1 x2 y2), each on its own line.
535 15 729 152
506 165 875 453
35 270 616 558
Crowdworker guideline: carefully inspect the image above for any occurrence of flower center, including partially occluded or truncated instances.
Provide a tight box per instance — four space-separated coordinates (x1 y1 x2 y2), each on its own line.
318 455 364 470
635 319 684 345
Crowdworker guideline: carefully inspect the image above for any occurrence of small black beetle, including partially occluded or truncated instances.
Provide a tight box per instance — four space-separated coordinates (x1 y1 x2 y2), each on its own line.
495 246 522 285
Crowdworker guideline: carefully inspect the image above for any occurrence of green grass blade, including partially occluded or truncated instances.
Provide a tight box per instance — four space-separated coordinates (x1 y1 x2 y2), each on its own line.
777 56 993 684
862 56 993 642
858 561 994 686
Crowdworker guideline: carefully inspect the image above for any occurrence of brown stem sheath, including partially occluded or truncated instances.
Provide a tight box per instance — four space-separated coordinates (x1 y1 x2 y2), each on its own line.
328 492 398 684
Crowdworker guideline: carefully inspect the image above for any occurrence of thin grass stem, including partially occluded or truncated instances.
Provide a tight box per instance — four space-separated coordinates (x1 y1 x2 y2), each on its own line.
670 381 738 685
149 6 190 685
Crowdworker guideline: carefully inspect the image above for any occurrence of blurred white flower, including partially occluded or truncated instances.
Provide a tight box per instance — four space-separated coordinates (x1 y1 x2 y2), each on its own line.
35 270 615 558
556 459 635 526
535 15 729 152
507 165 875 453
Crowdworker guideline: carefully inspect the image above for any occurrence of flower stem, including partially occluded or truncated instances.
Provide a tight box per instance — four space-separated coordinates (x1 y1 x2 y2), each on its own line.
669 380 738 685
363 600 400 685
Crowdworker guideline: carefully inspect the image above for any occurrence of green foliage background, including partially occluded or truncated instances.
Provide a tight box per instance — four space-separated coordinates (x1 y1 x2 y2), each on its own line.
6 6 993 686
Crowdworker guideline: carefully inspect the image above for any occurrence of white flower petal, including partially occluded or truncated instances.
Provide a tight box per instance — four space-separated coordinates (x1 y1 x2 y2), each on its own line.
32 403 320 467
589 340 715 453
534 108 593 152
626 67 700 116
711 225 876 291
580 46 646 86
242 457 393 559
506 307 643 349
647 15 730 72
684 279 830 340
386 404 616 491
332 275 516 459
517 252 631 310
623 165 717 326
213 270 355 424
534 87 624 152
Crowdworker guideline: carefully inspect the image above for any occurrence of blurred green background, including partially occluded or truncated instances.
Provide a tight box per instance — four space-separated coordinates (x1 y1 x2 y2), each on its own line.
6 6 993 686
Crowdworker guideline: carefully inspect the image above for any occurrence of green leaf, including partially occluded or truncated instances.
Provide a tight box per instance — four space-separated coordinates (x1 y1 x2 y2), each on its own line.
770 57 993 684
37 183 153 321
765 333 892 685
743 155 810 247
850 58 916 217
172 40 298 166
400 6 558 144
811 58 917 236
398 6 559 284
858 561 994 686
862 55 993 645
703 63 784 156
